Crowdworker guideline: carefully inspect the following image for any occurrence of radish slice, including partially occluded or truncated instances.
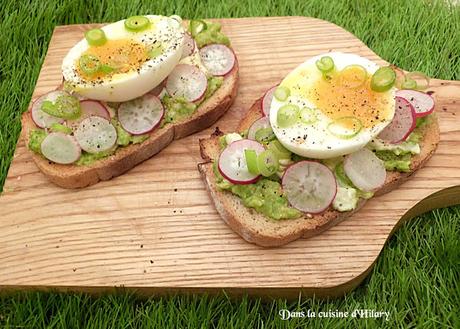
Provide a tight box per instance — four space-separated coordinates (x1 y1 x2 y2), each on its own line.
261 86 277 117
181 33 196 59
118 94 164 135
79 100 110 119
218 139 265 184
247 117 270 140
148 79 166 97
344 148 386 192
166 64 207 102
74 116 117 154
199 44 235 76
378 96 416 143
396 89 434 118
40 133 81 164
67 100 110 130
31 91 66 128
282 161 337 214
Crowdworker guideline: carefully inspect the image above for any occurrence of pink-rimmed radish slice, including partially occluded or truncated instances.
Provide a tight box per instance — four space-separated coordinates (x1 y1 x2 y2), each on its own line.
67 100 111 130
261 86 277 117
378 96 416 144
247 116 270 140
282 161 337 214
181 33 196 59
396 89 434 118
118 94 164 135
31 91 67 128
344 148 386 192
79 100 110 119
199 44 236 76
218 139 265 184
74 116 117 154
40 133 81 164
148 79 166 97
166 64 207 102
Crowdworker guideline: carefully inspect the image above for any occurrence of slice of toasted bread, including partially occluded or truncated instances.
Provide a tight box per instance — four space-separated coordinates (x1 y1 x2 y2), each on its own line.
198 97 440 247
22 64 238 188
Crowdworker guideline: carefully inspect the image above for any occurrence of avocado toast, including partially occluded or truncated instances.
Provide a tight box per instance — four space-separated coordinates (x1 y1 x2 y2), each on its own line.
199 53 439 247
22 16 238 188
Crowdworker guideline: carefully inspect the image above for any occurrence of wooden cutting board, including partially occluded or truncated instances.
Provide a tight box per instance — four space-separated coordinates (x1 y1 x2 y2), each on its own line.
1 17 459 299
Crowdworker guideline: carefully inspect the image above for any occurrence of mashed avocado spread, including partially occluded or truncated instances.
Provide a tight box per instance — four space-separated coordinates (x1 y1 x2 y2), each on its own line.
162 76 223 124
370 116 429 172
28 129 47 155
213 162 301 220
191 21 230 48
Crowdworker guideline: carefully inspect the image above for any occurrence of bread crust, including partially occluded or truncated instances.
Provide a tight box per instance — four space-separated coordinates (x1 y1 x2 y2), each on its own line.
22 64 239 188
198 97 440 247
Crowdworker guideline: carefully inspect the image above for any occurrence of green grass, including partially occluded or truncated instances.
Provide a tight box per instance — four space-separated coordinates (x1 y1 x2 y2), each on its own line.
0 0 459 328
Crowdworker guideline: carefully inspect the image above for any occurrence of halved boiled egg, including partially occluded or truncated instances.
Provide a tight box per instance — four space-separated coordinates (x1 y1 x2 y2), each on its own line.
62 15 185 102
270 52 395 159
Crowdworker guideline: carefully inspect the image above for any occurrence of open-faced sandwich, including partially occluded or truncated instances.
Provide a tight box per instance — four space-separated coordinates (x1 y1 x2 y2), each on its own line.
199 52 439 247
23 15 238 188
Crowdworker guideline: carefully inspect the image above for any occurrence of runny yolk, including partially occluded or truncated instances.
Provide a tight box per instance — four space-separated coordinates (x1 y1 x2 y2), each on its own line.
308 69 392 129
77 39 149 80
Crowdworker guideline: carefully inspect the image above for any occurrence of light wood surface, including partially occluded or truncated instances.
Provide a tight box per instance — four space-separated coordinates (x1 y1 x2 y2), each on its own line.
1 17 459 299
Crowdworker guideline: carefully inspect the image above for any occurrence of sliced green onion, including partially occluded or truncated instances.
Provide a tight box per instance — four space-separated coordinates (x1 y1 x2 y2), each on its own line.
277 104 299 128
299 107 317 124
208 21 221 32
50 123 72 134
100 64 115 74
257 150 279 177
255 127 275 144
190 19 207 37
268 140 291 160
244 149 259 175
274 86 290 101
315 56 334 73
339 65 367 89
370 67 396 92
41 95 81 120
327 116 363 139
406 71 430 90
84 28 107 46
79 54 101 75
335 162 355 188
124 16 151 32
147 43 163 58
401 78 417 90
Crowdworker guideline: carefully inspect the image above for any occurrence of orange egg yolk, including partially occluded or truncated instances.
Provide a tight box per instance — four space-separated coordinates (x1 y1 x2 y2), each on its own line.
78 39 149 80
308 68 392 129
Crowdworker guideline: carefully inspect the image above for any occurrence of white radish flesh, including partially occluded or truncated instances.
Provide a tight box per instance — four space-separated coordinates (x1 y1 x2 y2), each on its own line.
247 116 270 140
378 96 416 143
118 94 164 135
344 148 386 192
199 44 236 76
31 91 67 128
218 139 265 184
74 116 117 154
40 133 81 164
261 86 277 117
166 64 207 102
396 89 434 118
67 100 111 131
282 161 337 214
181 33 196 59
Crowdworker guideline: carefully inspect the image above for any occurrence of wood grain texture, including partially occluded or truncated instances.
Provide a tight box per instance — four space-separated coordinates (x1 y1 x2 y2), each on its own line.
0 17 459 299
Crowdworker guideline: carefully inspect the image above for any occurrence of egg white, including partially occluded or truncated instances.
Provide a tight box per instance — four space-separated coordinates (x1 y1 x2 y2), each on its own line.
269 52 395 159
62 15 185 102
